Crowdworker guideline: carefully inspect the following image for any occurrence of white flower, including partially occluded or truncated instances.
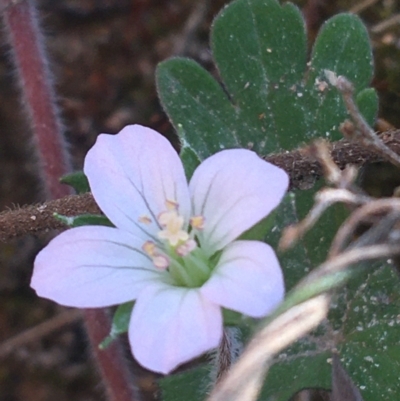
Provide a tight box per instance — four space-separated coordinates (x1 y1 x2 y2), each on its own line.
31 125 289 374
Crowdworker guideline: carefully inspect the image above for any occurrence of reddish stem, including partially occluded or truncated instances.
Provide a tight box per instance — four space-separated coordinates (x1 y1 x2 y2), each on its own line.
2 1 139 400
2 0 70 199
84 310 139 401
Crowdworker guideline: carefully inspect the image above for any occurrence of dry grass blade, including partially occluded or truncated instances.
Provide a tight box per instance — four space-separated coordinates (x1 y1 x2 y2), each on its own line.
329 198 400 258
279 188 364 251
349 0 380 14
207 295 330 401
371 13 400 34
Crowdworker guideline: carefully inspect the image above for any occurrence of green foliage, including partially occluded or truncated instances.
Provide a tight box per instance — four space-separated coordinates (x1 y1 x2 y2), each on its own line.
257 186 400 400
53 213 113 228
60 171 90 194
266 186 348 289
159 261 400 401
99 302 134 349
161 365 211 401
260 263 400 401
155 0 392 400
157 0 376 165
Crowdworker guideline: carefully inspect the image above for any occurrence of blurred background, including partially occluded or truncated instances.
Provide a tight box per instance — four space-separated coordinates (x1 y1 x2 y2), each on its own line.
0 0 400 400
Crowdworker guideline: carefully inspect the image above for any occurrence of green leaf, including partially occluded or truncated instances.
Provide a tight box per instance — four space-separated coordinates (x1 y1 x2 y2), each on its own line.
356 88 379 125
157 58 238 160
180 137 201 180
261 353 332 400
99 302 134 349
238 209 277 242
60 171 90 194
160 365 211 401
293 184 349 267
159 264 400 401
260 263 400 401
304 13 375 142
156 0 376 160
309 14 373 92
244 182 399 401
54 213 113 228
267 182 349 290
211 0 308 152
273 268 359 317
156 2 381 399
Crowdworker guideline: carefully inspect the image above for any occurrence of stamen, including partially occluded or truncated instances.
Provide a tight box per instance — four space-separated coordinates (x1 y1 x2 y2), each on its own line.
153 254 170 270
176 239 197 257
165 199 179 211
142 241 156 256
138 215 152 224
190 215 205 230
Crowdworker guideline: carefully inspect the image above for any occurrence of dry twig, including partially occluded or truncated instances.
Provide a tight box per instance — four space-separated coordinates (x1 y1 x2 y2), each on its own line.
349 0 380 14
0 134 399 243
172 0 210 55
0 309 82 359
371 13 400 34
334 75 400 168
329 198 400 257
0 192 100 241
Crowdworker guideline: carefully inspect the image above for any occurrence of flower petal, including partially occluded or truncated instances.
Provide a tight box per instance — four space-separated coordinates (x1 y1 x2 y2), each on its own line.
31 226 161 308
84 125 191 239
189 149 288 255
129 282 222 374
201 240 284 317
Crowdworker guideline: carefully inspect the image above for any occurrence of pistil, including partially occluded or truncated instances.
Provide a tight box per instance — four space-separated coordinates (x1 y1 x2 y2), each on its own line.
140 199 210 286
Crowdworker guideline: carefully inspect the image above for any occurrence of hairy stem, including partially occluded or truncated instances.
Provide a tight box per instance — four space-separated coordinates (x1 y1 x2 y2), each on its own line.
215 330 233 382
0 133 400 243
84 309 140 401
2 0 70 199
1 1 139 399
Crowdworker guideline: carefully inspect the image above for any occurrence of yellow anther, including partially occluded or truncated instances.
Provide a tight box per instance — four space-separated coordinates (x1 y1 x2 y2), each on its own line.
190 215 205 230
142 241 156 256
165 199 179 211
138 215 152 225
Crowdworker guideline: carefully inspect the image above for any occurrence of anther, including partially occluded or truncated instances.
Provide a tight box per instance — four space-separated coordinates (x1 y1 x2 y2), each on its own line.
139 215 152 224
165 199 179 211
176 239 197 257
190 215 205 230
142 241 156 256
153 254 170 270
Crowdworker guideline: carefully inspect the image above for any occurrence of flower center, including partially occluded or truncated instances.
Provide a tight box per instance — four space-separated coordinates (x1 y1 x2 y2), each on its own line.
139 200 210 287
158 210 189 246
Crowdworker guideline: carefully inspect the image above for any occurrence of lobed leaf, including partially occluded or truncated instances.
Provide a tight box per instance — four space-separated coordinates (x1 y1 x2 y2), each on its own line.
156 0 376 160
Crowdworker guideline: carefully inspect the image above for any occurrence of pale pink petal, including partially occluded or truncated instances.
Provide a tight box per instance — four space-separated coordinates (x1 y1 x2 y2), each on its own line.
84 125 191 240
201 241 284 317
31 226 161 308
129 282 222 374
189 149 288 255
